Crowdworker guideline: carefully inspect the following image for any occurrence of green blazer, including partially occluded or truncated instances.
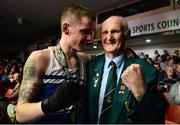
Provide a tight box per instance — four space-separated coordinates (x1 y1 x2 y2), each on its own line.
87 54 165 124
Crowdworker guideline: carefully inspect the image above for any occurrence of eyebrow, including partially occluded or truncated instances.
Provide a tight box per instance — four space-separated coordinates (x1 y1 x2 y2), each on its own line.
102 29 121 33
80 28 92 34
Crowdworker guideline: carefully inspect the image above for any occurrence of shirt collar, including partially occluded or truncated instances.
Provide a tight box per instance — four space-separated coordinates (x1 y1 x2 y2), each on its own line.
104 54 124 69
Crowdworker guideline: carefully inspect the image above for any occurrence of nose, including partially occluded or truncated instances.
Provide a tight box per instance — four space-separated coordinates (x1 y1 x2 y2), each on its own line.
107 33 114 41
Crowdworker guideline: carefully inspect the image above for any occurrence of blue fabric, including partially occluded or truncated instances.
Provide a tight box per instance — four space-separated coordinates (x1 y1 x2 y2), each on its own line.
43 75 66 79
41 83 58 100
2 75 8 82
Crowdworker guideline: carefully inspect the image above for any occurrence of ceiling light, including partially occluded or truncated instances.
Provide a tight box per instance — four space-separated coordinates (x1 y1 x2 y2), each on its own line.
146 39 151 43
93 45 97 49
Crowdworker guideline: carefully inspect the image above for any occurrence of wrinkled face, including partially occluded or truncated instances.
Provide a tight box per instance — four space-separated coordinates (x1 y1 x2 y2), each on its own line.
101 16 125 57
68 17 94 51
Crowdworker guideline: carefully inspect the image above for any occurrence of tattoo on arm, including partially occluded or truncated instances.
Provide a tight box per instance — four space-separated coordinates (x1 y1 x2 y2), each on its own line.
18 58 41 102
23 59 36 81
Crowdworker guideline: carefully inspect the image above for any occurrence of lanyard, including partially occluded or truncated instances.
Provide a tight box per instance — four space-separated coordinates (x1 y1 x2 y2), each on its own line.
56 43 79 80
56 43 67 67
56 43 70 79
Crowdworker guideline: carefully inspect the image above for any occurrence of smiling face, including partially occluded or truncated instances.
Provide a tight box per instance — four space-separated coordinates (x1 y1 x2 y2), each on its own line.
68 16 94 51
60 4 95 52
101 16 126 59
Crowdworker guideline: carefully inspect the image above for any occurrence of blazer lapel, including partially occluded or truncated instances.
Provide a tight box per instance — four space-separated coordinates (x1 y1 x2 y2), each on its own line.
109 59 132 123
88 55 105 122
92 57 105 102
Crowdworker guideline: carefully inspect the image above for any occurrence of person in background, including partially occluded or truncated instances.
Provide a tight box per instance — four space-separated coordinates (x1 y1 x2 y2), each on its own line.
16 3 94 123
8 73 21 101
166 57 176 71
1 66 11 84
175 63 180 80
156 56 166 71
0 72 22 123
153 62 165 82
87 16 165 124
153 50 160 63
146 57 154 65
124 48 138 59
138 52 146 59
162 49 170 62
168 81 180 105
172 50 180 64
159 66 178 92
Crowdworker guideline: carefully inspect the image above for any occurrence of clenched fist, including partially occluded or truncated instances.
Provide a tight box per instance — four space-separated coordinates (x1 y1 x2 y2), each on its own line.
121 64 147 101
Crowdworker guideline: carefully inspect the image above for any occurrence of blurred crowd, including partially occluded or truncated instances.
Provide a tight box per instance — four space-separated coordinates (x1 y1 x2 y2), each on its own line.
125 48 180 105
0 58 24 104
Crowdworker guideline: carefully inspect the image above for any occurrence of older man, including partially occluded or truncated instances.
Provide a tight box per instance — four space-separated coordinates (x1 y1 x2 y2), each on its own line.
87 16 165 124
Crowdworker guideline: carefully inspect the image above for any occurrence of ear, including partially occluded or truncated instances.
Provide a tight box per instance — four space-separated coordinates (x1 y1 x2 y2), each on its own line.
62 23 70 35
124 28 131 40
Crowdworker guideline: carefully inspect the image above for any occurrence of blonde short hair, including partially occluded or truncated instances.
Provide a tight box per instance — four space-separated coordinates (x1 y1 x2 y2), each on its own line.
60 3 94 25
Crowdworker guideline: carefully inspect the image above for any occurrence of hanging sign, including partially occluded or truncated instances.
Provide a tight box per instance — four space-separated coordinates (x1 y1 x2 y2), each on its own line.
128 9 180 36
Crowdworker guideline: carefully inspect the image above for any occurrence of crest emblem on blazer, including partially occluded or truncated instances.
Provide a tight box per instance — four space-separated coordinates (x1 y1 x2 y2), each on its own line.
93 72 100 87
119 81 126 94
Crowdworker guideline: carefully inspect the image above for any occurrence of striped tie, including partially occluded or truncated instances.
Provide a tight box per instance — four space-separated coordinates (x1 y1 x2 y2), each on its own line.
100 61 117 123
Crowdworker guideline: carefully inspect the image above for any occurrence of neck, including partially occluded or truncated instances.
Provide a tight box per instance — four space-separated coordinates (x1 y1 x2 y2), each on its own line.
56 41 78 69
106 51 122 60
58 40 76 58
